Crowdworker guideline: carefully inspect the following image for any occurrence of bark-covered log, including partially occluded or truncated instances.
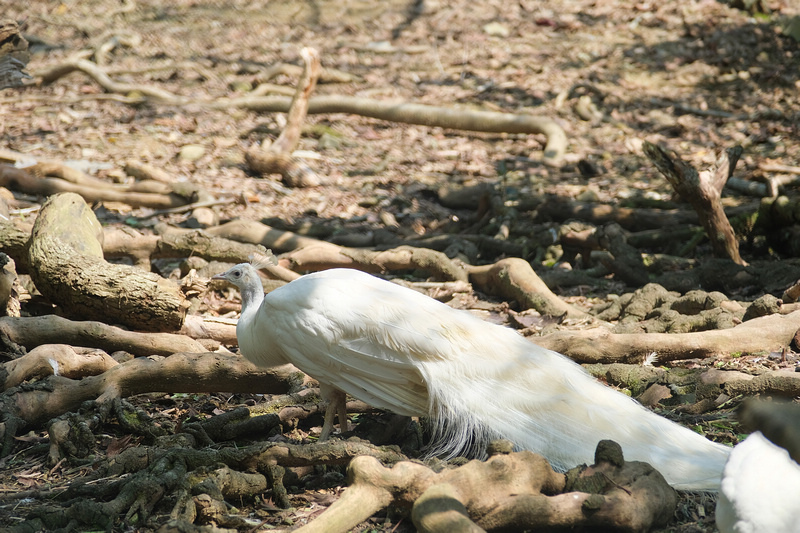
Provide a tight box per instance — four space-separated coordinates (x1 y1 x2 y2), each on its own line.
28 193 188 331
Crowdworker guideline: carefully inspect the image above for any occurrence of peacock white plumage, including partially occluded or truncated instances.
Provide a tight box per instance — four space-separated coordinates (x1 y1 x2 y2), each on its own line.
212 264 731 490
716 400 800 533
716 432 800 533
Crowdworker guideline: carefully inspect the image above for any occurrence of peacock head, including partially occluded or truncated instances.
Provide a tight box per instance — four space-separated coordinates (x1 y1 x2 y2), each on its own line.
212 263 254 289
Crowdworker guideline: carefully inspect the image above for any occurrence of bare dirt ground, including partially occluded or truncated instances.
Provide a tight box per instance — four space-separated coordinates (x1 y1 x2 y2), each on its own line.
1 0 800 531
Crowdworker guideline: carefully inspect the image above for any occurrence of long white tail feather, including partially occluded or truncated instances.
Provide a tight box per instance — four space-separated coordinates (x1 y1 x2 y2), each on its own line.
419 330 730 490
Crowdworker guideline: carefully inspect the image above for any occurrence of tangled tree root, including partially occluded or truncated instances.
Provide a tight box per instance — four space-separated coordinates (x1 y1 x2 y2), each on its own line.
6 439 406 532
293 439 675 533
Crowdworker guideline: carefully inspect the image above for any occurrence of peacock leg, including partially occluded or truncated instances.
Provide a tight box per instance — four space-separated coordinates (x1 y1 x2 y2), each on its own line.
319 384 348 440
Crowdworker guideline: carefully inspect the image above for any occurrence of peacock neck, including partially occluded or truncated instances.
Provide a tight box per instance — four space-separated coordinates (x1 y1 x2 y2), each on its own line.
238 279 265 323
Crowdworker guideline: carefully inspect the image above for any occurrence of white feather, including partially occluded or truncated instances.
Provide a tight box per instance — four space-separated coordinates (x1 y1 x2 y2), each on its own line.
214 265 731 490
716 432 800 533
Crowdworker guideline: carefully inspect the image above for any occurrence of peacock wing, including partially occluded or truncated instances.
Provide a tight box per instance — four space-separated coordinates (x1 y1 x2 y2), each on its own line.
261 269 465 416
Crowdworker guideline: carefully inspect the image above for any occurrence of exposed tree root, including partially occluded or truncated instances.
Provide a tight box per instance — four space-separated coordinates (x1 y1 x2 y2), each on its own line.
233 94 567 167
644 142 745 265
200 220 589 317
0 19 30 90
37 57 181 101
279 243 469 282
1 217 270 276
202 218 332 253
535 309 800 364
0 164 195 209
467 258 589 319
1 344 117 390
33 57 567 165
592 223 650 287
179 315 238 345
701 367 800 398
0 314 205 358
593 283 744 333
103 225 268 270
582 362 800 411
0 351 304 432
28 193 189 331
6 438 405 531
0 252 21 317
293 440 675 533
0 219 31 273
532 193 758 232
245 47 323 187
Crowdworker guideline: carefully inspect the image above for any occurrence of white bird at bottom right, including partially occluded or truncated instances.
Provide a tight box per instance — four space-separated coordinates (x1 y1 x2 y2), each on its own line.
716 431 800 533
